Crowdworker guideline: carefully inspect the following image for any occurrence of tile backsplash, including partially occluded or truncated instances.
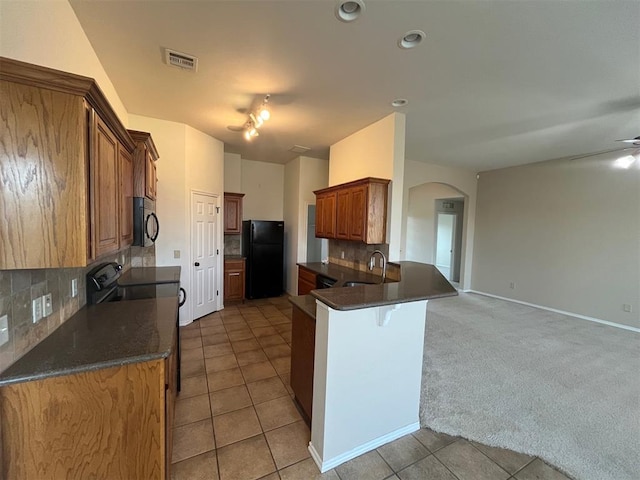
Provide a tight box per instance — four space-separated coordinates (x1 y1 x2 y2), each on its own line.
0 245 153 373
224 234 242 256
328 240 400 280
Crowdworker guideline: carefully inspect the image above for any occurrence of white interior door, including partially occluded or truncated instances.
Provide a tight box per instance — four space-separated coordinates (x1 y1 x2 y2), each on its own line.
435 213 456 280
192 192 219 320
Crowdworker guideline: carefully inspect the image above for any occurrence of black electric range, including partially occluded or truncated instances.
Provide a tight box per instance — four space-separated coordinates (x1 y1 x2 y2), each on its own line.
87 262 183 391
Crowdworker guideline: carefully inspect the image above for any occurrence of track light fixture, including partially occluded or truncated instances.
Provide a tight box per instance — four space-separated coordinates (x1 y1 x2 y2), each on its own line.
244 94 271 141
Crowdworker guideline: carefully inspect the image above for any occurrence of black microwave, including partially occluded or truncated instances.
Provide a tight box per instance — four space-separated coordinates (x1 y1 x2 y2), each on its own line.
133 197 159 247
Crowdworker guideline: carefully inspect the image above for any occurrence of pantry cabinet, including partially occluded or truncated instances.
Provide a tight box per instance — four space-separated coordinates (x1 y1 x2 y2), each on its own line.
0 57 136 269
314 177 390 244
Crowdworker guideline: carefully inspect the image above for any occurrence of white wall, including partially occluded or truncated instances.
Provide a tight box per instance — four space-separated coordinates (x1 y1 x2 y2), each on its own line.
283 158 301 294
472 157 640 328
241 159 284 221
406 184 464 264
402 160 478 290
129 115 224 324
329 113 405 258
224 152 242 192
0 0 128 125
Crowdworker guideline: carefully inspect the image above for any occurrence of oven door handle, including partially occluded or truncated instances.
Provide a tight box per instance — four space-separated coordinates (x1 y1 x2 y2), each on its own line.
179 287 186 307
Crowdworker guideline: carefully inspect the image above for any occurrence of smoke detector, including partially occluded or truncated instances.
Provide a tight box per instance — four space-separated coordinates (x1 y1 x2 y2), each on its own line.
164 48 198 72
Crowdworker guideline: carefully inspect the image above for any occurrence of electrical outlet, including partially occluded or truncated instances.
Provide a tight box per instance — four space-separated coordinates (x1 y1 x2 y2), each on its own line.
341 251 345 259
43 293 53 317
174 250 181 259
32 297 43 323
0 315 9 347
71 278 78 298
623 304 632 313
509 282 516 289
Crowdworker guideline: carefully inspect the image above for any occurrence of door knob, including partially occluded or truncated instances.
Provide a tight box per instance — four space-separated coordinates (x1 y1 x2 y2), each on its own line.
194 262 200 266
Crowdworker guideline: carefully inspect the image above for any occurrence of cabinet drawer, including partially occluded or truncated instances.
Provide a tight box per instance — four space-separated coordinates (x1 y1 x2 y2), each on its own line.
298 266 317 285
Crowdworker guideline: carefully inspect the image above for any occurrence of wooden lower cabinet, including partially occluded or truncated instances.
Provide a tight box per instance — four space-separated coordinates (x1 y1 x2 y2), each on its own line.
0 356 176 479
298 266 317 295
224 258 246 302
290 305 316 423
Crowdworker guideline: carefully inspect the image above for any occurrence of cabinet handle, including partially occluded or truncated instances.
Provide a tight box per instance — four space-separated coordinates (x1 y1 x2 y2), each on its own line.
229 272 240 276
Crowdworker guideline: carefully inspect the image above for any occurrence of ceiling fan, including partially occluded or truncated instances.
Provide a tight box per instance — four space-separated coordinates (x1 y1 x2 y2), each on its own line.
569 135 640 167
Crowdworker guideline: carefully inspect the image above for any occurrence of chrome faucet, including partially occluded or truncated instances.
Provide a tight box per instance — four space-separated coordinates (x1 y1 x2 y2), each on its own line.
368 250 387 284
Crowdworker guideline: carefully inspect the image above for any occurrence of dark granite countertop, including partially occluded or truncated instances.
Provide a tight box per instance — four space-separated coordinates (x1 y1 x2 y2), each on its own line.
298 262 388 286
0 296 178 387
297 261 457 311
118 266 181 286
289 294 318 319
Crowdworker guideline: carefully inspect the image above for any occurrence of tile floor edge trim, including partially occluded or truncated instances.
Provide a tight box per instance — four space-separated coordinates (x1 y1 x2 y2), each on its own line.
309 421 420 473
467 290 640 333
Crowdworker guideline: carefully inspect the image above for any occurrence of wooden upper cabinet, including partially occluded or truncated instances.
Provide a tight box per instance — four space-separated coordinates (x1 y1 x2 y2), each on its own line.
0 57 136 269
119 145 134 247
224 192 244 234
314 178 390 244
315 191 337 239
129 130 159 201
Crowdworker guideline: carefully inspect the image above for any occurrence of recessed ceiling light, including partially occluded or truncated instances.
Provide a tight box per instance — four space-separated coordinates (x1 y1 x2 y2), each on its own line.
398 30 426 49
391 98 408 107
335 0 365 23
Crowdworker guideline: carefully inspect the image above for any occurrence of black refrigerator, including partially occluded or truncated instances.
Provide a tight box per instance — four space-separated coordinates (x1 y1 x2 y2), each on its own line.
242 220 284 299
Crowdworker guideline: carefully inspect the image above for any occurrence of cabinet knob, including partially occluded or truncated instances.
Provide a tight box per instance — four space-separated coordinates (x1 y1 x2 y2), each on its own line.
194 262 200 267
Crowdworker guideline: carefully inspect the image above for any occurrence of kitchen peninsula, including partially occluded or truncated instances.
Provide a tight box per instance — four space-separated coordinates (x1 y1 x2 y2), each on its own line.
291 261 457 472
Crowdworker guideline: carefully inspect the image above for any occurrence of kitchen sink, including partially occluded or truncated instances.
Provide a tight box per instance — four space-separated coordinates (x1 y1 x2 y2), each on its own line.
343 280 377 287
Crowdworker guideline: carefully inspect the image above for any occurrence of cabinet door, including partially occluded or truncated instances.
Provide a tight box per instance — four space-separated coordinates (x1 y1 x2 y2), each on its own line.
119 146 134 247
335 189 350 239
290 305 315 421
224 259 245 301
315 192 336 239
224 195 243 233
93 115 120 258
348 185 367 241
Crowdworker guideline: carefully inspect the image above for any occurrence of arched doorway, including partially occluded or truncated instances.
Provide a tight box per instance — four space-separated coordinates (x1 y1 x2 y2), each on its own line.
406 182 468 285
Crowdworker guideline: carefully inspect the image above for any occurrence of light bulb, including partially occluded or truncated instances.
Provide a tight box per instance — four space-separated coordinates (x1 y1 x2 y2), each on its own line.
259 108 270 121
244 130 252 141
250 113 263 129
614 155 636 169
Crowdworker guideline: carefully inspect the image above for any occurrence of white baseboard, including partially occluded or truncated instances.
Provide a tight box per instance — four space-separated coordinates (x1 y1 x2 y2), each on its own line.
467 290 640 333
308 422 420 473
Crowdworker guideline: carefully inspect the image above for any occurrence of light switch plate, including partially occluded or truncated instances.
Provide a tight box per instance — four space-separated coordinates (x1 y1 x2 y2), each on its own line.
0 315 8 347
174 250 181 259
32 297 43 323
43 293 53 317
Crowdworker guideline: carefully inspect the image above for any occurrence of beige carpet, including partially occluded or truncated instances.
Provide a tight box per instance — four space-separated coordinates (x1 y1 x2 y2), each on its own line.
420 293 640 480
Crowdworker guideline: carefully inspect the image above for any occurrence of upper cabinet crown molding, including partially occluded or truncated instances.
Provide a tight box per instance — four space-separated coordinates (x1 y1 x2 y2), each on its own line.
0 57 135 152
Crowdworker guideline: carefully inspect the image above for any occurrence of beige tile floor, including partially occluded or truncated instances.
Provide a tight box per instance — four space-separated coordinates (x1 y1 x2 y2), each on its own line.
172 296 572 480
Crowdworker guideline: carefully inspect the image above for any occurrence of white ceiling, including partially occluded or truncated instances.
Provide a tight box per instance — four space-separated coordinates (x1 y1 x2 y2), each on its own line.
69 0 640 171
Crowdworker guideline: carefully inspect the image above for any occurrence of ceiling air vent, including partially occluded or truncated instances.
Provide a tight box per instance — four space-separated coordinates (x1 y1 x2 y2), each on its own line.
289 145 311 154
164 48 198 72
